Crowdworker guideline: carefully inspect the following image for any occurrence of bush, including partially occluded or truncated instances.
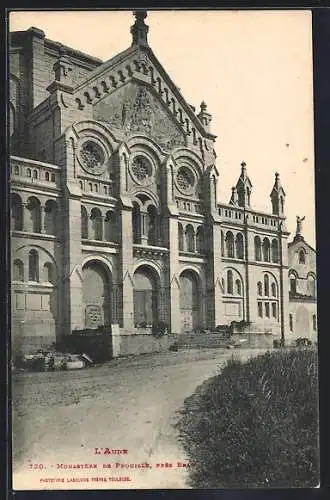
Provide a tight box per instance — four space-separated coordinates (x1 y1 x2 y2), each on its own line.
176 348 319 488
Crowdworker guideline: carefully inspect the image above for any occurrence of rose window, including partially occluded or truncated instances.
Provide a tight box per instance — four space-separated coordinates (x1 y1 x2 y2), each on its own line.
80 141 105 171
177 166 195 193
131 156 152 183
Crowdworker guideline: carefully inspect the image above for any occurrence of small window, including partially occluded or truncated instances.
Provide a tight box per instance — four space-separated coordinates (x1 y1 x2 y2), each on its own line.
289 314 293 332
14 165 19 175
258 302 263 318
45 172 50 181
227 270 233 294
235 279 241 295
265 302 270 318
33 169 38 179
27 168 32 178
299 250 306 264
51 173 56 182
257 281 262 296
271 282 277 297
28 249 39 282
272 302 277 318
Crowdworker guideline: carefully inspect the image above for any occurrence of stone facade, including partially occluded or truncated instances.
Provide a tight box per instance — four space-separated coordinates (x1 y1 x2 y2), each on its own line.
9 13 317 355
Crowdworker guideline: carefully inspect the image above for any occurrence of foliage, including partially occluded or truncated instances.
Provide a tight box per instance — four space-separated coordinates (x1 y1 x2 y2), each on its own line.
176 348 319 488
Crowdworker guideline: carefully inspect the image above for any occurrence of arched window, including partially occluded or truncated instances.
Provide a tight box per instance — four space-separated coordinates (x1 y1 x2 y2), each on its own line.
254 236 261 261
289 272 297 295
289 314 293 332
90 208 103 241
13 259 24 281
43 262 54 283
312 314 317 331
271 282 277 297
178 223 184 251
235 279 242 295
258 302 263 317
11 193 23 231
271 239 279 263
44 200 58 235
79 180 83 190
81 206 88 239
262 238 270 262
185 225 195 253
132 203 141 244
33 169 38 179
45 172 50 181
196 226 205 254
225 231 234 258
221 230 224 257
227 270 233 294
307 274 316 297
27 168 31 178
28 250 39 282
147 205 158 246
51 173 55 182
265 302 270 318
235 233 244 259
26 197 41 233
299 249 306 264
264 274 269 296
221 278 225 292
104 211 116 242
257 281 262 296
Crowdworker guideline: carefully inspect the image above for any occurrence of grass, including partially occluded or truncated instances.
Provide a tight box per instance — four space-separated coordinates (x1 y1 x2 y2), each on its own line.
176 348 319 488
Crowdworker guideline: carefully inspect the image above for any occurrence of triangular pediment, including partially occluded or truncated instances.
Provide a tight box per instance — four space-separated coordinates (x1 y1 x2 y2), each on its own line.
70 44 216 158
93 80 186 151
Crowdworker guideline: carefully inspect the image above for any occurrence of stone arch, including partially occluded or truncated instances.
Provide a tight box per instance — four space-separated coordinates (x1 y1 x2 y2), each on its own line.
289 269 298 295
133 264 160 327
11 193 23 231
307 272 316 297
44 199 58 235
178 222 184 251
262 237 271 262
196 225 206 254
104 210 117 242
82 259 113 328
254 236 261 261
225 231 235 258
26 196 41 233
298 248 306 264
179 268 202 332
235 232 244 259
185 224 195 253
172 147 204 177
126 134 167 163
13 259 24 281
271 239 279 263
90 207 103 240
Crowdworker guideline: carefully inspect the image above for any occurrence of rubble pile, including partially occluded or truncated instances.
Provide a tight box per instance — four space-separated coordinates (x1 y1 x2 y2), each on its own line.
14 348 95 372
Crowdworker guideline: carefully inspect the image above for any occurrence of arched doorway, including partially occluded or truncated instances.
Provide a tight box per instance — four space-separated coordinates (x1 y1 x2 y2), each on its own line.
82 261 111 328
179 270 201 332
133 266 158 327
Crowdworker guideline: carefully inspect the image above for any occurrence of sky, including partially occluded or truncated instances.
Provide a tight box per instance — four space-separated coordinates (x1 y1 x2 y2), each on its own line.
9 10 316 246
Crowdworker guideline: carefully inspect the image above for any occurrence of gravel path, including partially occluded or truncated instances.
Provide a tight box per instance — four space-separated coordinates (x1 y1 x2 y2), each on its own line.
12 348 267 490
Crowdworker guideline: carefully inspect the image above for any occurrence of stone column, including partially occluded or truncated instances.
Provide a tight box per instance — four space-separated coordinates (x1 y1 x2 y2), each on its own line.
118 202 134 331
140 210 148 245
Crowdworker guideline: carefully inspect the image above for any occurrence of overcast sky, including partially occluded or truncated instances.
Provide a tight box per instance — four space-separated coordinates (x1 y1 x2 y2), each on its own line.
9 10 316 246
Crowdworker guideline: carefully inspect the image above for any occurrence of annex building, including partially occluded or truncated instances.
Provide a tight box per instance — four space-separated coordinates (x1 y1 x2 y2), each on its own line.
9 12 317 355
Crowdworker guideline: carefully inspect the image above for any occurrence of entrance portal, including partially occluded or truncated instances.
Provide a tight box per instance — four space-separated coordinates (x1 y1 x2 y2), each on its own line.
82 261 111 328
179 270 201 332
133 266 158 327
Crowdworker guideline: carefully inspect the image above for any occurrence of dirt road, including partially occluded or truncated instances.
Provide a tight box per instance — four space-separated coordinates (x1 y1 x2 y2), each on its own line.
12 348 267 490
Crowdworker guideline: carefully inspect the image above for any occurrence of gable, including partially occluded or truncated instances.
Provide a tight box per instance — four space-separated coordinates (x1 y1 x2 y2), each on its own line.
93 81 186 151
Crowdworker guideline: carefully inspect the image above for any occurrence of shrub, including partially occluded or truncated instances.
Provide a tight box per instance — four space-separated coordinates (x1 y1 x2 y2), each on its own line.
176 348 319 488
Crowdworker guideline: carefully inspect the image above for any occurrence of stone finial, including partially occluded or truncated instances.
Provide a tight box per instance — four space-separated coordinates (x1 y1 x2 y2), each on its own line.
131 10 149 46
197 101 212 132
270 171 286 216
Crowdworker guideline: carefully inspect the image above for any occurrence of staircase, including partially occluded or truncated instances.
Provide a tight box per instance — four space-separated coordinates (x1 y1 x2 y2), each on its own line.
177 332 230 349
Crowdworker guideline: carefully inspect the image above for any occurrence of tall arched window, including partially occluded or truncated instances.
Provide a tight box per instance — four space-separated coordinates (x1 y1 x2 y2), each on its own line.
185 225 195 253
225 231 235 258
236 233 244 259
13 259 24 281
307 274 316 297
299 249 306 264
91 208 103 240
235 279 242 295
254 236 261 261
11 193 23 231
257 281 262 296
26 197 41 233
104 210 116 242
221 230 225 257
264 274 269 296
28 249 39 282
43 262 54 283
147 205 158 246
132 203 141 244
271 239 279 263
262 238 270 262
44 200 58 235
289 313 293 332
178 223 184 251
81 206 88 239
227 270 233 294
271 282 277 297
289 272 297 295
196 226 205 254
